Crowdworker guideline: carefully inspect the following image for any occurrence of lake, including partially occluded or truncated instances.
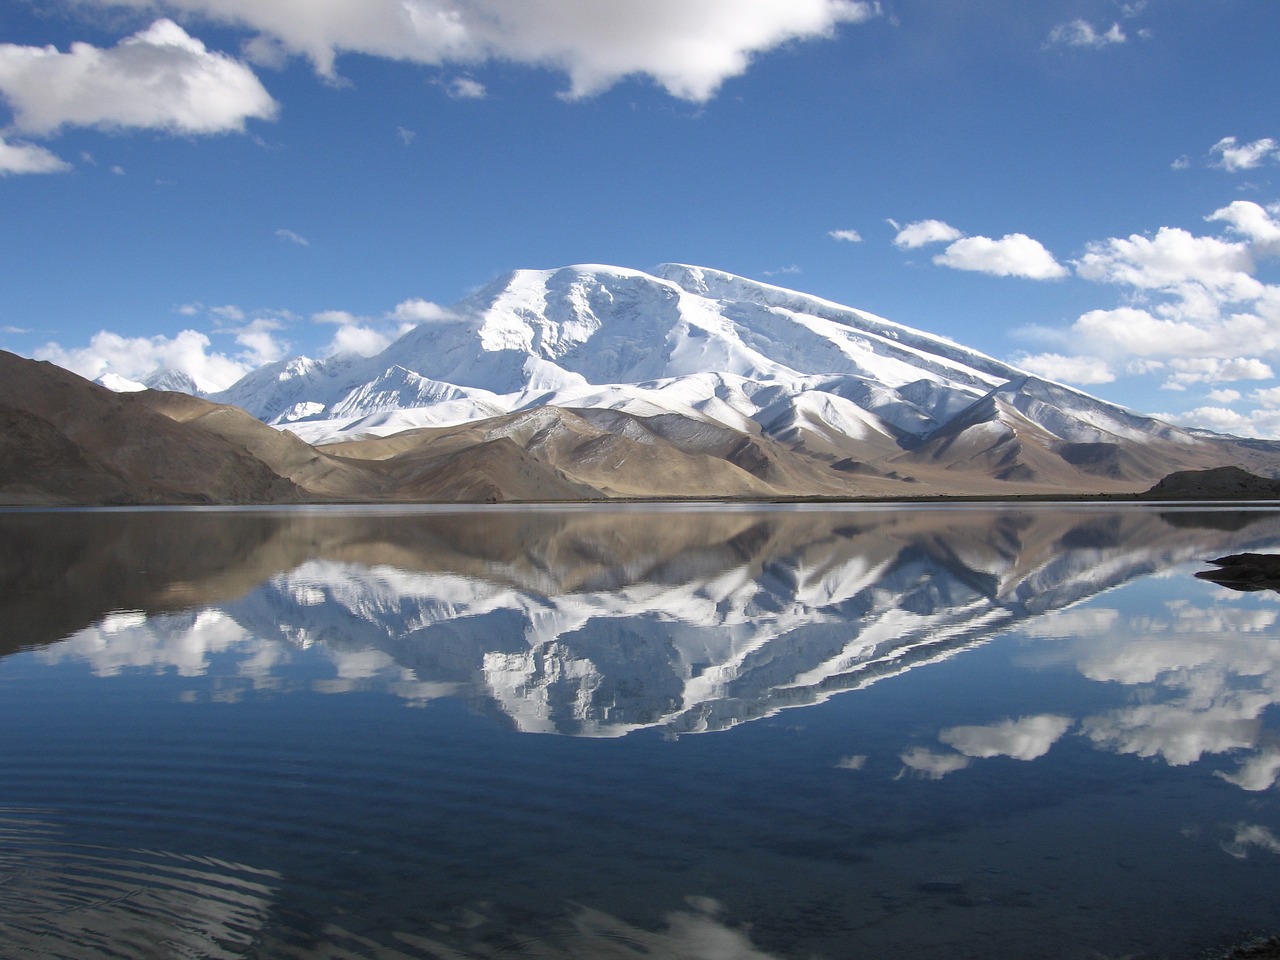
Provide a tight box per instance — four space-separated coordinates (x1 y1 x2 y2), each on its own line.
2 502 1280 959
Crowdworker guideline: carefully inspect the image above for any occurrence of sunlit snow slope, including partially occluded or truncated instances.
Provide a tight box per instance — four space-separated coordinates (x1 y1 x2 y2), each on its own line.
211 264 1022 446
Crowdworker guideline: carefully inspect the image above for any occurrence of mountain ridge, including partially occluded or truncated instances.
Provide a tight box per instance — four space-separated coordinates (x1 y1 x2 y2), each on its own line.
7 262 1280 503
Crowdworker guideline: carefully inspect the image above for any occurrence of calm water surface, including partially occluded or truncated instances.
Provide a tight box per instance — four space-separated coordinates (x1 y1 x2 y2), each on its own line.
2 503 1280 959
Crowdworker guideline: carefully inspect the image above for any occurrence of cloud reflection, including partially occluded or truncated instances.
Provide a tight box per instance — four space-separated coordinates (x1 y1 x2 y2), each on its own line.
15 507 1280 778
940 714 1074 761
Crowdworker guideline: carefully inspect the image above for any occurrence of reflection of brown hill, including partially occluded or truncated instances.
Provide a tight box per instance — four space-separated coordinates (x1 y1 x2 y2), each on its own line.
9 504 1280 663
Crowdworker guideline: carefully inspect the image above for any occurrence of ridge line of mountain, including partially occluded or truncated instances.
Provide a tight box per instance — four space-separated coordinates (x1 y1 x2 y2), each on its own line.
6 261 1280 503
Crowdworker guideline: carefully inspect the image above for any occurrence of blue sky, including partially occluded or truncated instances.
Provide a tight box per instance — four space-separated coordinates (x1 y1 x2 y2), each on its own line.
2 0 1279 434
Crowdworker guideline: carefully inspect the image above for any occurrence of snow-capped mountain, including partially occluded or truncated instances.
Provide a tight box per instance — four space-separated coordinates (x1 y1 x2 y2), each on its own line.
197 263 1279 494
213 263 1022 446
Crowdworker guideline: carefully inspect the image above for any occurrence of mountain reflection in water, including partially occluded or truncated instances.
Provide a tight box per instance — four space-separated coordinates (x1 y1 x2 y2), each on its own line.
4 505 1280 742
3 503 1280 959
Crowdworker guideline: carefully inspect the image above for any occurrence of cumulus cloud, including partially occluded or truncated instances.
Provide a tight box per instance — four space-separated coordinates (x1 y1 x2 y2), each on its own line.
446 76 487 100
1083 699 1264 767
1075 227 1258 299
326 324 396 358
1163 405 1256 434
1210 136 1279 173
1164 356 1273 388
934 233 1068 279
1015 352 1115 385
828 228 862 243
391 298 457 323
1224 823 1280 857
0 135 71 175
891 218 963 249
1217 750 1280 794
897 747 970 780
1209 200 1280 257
36 329 255 393
1047 19 1126 48
939 715 1074 762
233 317 290 366
34 301 293 392
0 19 277 135
314 296 452 357
1062 209 1280 411
891 218 1065 279
73 0 880 101
1072 307 1231 358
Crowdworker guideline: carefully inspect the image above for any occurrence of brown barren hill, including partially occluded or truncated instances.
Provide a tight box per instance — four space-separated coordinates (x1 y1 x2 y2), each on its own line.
0 351 301 505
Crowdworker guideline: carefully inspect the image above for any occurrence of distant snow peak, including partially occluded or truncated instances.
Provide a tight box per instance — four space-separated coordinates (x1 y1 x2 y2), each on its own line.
145 368 202 394
97 372 148 393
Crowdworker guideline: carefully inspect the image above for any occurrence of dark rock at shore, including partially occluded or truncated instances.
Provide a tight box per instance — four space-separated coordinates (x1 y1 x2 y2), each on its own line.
1195 552 1280 591
1146 466 1280 499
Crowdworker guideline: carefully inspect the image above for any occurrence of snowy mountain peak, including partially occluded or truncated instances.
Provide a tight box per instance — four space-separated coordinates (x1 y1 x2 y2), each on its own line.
192 262 1277 494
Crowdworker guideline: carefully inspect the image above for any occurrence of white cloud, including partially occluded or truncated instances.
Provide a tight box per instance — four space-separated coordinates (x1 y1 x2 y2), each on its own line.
0 20 277 136
275 227 310 246
33 302 293 392
1224 823 1280 857
934 233 1068 279
1063 211 1280 409
312 298 448 357
1019 607 1120 639
391 298 456 323
1209 200 1280 257
1163 405 1255 434
1015 352 1115 385
1072 307 1240 358
897 747 970 780
234 317 290 366
397 126 415 145
0 135 71 175
828 228 862 243
1083 699 1264 767
1074 226 1260 304
74 0 880 101
892 218 963 249
1163 356 1273 387
36 329 254 393
1047 19 1126 49
1206 388 1241 404
939 715 1073 762
447 76 487 99
1217 750 1280 793
1210 136 1279 173
210 304 245 321
312 309 359 326
326 324 393 357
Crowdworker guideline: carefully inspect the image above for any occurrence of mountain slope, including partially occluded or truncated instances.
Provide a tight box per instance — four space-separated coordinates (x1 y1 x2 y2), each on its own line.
0 352 303 505
198 262 1278 494
19 261 1280 502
